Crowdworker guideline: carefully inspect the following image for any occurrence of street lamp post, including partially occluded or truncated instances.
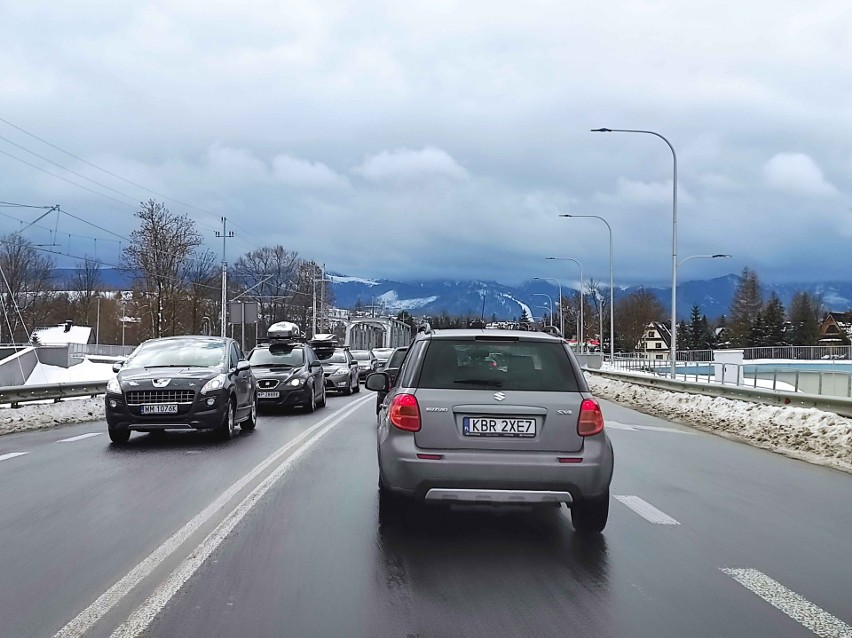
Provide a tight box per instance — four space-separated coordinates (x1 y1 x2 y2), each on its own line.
593 127 678 377
560 214 614 363
679 254 731 269
532 277 563 336
532 293 554 326
536 305 551 328
542 262 581 350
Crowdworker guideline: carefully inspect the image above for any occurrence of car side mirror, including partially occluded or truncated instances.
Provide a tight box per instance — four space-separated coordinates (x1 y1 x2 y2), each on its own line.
112 360 124 373
236 360 251 372
365 372 389 392
310 361 322 369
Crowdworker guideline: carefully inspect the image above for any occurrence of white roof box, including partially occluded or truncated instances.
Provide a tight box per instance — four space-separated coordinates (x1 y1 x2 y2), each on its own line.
268 321 301 340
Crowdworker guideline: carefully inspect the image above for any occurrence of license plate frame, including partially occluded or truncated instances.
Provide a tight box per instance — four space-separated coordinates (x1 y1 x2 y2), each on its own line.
140 404 178 415
462 416 537 438
257 391 280 399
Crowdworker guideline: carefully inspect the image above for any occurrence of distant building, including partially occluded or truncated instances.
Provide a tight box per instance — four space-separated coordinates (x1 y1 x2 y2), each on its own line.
637 322 671 360
817 312 852 346
32 322 92 346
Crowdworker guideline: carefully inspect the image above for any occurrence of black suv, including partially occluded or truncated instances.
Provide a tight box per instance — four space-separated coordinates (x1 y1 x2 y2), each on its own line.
105 336 257 443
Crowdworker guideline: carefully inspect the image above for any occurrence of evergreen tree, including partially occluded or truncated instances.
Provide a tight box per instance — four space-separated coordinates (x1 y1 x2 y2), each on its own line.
788 291 821 345
700 315 716 349
749 310 767 347
728 268 763 347
687 305 703 350
519 308 533 326
762 293 787 346
677 320 690 350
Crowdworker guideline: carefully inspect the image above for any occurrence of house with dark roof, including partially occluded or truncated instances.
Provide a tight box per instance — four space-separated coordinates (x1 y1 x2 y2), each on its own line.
817 312 852 346
637 321 671 360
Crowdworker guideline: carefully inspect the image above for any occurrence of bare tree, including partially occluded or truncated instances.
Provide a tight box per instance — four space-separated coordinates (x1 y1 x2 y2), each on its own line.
614 288 667 352
67 255 102 327
232 245 301 332
122 200 202 338
183 250 219 334
0 233 56 340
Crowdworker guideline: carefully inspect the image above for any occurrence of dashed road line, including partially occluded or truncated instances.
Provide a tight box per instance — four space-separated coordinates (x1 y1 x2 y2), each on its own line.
0 452 28 463
53 395 373 638
614 495 681 525
721 568 852 638
57 433 102 443
607 420 696 435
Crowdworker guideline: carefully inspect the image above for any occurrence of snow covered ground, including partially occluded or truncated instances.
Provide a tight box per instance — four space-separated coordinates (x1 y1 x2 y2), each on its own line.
25 359 115 385
587 373 852 474
0 396 105 436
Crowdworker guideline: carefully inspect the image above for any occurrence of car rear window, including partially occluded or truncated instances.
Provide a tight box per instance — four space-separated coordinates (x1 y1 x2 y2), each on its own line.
416 340 580 392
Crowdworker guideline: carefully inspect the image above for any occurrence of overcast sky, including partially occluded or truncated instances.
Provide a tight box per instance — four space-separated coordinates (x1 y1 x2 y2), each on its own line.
1 0 850 288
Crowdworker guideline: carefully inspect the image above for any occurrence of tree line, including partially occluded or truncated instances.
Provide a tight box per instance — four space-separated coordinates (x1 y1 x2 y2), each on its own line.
0 199 333 345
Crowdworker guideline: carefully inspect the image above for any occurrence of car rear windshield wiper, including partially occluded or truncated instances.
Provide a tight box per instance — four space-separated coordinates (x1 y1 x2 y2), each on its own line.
452 379 503 387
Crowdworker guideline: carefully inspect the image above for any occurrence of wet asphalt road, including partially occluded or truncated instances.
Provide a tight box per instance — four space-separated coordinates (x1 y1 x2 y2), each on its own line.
1 390 851 637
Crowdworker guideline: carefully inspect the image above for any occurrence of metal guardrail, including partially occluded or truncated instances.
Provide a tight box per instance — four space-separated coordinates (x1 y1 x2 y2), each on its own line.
0 381 107 407
586 368 852 419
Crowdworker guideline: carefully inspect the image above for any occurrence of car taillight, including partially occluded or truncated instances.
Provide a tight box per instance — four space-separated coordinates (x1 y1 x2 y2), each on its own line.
577 399 604 436
389 393 421 432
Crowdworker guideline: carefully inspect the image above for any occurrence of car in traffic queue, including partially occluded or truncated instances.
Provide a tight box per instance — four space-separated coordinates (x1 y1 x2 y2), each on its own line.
248 322 326 412
311 336 361 395
104 335 258 444
365 327 614 533
350 349 378 381
374 345 409 414
371 347 395 371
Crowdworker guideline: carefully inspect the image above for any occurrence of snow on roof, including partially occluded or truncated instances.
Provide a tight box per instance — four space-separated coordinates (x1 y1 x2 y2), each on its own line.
32 325 92 345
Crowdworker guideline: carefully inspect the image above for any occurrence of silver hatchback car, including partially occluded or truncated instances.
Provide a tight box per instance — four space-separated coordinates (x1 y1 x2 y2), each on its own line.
365 328 614 533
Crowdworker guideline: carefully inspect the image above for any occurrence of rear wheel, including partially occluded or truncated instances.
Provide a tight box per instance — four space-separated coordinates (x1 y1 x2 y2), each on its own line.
220 399 237 440
241 394 257 431
571 491 609 534
108 427 130 444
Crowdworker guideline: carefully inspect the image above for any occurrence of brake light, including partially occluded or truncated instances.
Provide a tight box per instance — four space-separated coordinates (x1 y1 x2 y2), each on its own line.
577 399 604 436
389 393 421 432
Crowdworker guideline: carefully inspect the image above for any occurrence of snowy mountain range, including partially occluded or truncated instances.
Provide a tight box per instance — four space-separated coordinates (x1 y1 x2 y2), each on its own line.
329 273 852 321
50 269 852 320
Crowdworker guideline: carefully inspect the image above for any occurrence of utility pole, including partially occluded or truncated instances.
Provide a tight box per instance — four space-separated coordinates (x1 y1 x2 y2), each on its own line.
320 263 326 334
215 217 234 337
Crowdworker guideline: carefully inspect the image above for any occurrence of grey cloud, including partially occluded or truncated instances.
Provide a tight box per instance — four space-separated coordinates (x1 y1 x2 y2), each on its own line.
762 152 838 196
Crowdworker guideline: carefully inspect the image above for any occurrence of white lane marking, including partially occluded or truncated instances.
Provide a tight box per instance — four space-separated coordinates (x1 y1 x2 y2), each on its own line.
614 495 681 525
721 568 852 638
0 452 28 462
57 433 102 443
605 422 637 431
54 395 372 638
607 420 696 435
111 394 372 638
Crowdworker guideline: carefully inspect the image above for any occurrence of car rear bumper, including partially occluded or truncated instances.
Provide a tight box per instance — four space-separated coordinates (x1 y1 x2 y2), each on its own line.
378 431 613 503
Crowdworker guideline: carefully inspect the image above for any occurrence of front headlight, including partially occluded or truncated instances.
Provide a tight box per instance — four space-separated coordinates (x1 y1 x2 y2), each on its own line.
288 378 304 387
201 374 227 394
106 377 121 394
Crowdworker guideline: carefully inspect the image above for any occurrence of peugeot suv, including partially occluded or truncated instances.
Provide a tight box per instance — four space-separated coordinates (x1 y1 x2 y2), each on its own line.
104 336 257 443
365 328 614 533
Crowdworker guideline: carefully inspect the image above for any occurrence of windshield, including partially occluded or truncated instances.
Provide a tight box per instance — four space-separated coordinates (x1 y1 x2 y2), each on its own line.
125 339 226 368
248 347 304 366
372 348 394 360
351 351 371 361
318 352 348 364
386 348 408 368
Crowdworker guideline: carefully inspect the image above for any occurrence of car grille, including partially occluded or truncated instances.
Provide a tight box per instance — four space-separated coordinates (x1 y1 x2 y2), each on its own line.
126 390 195 405
258 379 280 389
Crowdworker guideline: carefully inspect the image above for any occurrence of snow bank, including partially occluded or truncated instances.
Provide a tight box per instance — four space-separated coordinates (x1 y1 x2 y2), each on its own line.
25 359 115 385
0 396 104 436
587 374 852 474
